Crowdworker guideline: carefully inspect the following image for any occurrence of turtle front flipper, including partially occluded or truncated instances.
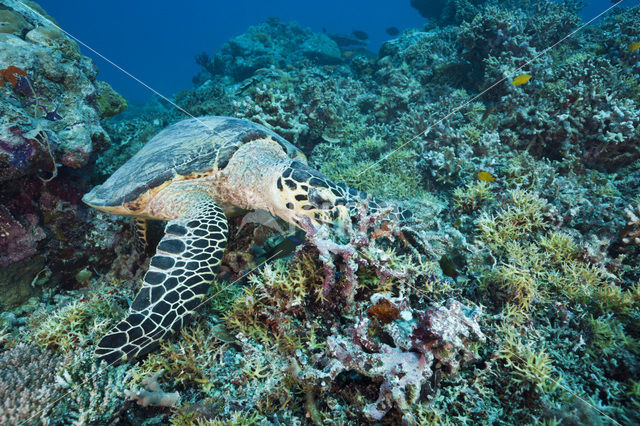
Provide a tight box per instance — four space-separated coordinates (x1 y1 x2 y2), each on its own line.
96 195 228 364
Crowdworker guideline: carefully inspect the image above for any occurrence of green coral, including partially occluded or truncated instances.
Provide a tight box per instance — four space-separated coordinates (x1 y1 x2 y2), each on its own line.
27 290 124 352
453 180 495 213
312 135 423 200
96 80 127 118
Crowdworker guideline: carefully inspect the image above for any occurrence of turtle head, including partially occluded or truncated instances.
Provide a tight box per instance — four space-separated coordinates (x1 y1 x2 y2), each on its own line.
82 184 138 216
272 160 350 230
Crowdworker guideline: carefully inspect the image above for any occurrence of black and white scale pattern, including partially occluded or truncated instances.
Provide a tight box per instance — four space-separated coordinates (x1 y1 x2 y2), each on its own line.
96 196 228 364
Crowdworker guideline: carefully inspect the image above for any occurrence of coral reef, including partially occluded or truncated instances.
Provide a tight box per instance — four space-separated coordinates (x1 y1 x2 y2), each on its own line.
0 1 129 308
0 1 120 177
326 296 484 423
2 0 640 424
196 17 341 84
0 343 71 424
410 0 488 25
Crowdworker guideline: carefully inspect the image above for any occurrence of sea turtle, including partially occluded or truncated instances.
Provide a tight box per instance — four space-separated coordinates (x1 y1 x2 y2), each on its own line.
83 116 409 364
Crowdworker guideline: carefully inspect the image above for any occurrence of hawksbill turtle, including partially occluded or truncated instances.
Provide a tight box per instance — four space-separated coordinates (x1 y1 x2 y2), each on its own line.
83 116 410 364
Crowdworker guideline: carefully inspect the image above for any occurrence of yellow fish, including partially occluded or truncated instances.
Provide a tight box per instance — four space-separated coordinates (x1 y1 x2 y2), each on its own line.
478 171 495 182
628 42 640 52
512 74 532 86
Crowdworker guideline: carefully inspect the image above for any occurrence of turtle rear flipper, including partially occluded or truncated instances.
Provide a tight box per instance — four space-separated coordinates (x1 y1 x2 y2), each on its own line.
96 194 228 364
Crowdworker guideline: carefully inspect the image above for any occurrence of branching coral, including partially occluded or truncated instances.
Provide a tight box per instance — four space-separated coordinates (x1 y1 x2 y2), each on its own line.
28 291 125 352
453 180 495 213
494 326 559 396
54 352 132 424
125 370 180 408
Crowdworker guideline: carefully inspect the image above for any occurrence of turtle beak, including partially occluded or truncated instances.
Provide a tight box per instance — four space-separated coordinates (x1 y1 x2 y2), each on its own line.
82 187 103 208
82 185 138 216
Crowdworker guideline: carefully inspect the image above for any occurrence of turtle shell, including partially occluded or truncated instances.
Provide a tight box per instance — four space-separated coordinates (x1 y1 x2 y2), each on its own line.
84 116 303 207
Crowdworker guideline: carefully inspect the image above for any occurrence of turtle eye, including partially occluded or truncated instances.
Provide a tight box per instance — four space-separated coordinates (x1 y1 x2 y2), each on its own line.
308 188 333 210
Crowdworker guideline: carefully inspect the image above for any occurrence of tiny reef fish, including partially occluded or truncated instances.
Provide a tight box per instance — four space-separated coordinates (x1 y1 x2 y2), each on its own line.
477 171 496 182
386 27 400 36
512 74 532 86
628 42 640 52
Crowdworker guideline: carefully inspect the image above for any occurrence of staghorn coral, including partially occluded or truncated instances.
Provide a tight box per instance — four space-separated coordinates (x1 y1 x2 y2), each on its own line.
27 289 128 353
125 370 180 408
54 351 132 424
453 180 495 213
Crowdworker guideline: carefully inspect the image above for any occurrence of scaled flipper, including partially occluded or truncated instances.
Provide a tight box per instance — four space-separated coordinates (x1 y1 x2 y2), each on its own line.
96 195 228 364
132 218 149 255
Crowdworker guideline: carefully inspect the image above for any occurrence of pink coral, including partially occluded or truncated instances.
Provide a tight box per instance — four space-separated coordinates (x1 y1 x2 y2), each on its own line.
0 206 45 267
300 199 418 302
325 296 484 423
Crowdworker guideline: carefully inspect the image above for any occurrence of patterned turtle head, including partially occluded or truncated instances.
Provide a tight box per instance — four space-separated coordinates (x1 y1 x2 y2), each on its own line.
270 160 412 231
271 160 352 230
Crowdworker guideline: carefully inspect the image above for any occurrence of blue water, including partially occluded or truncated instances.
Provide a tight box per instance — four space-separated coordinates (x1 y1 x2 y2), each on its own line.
35 0 640 104
34 0 422 103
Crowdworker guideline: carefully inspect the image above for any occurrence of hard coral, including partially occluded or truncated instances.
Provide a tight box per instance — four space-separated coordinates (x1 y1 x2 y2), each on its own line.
622 204 640 247
326 296 484 423
0 343 71 424
0 205 44 267
300 199 429 302
0 0 123 181
205 18 340 82
55 351 132 424
125 370 180 408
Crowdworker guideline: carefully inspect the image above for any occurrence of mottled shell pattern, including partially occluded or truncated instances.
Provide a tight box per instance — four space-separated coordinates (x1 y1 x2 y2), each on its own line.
85 117 304 208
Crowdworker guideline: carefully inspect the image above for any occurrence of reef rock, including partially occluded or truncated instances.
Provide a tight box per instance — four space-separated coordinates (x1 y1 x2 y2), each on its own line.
198 18 341 82
0 1 128 308
0 0 124 180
